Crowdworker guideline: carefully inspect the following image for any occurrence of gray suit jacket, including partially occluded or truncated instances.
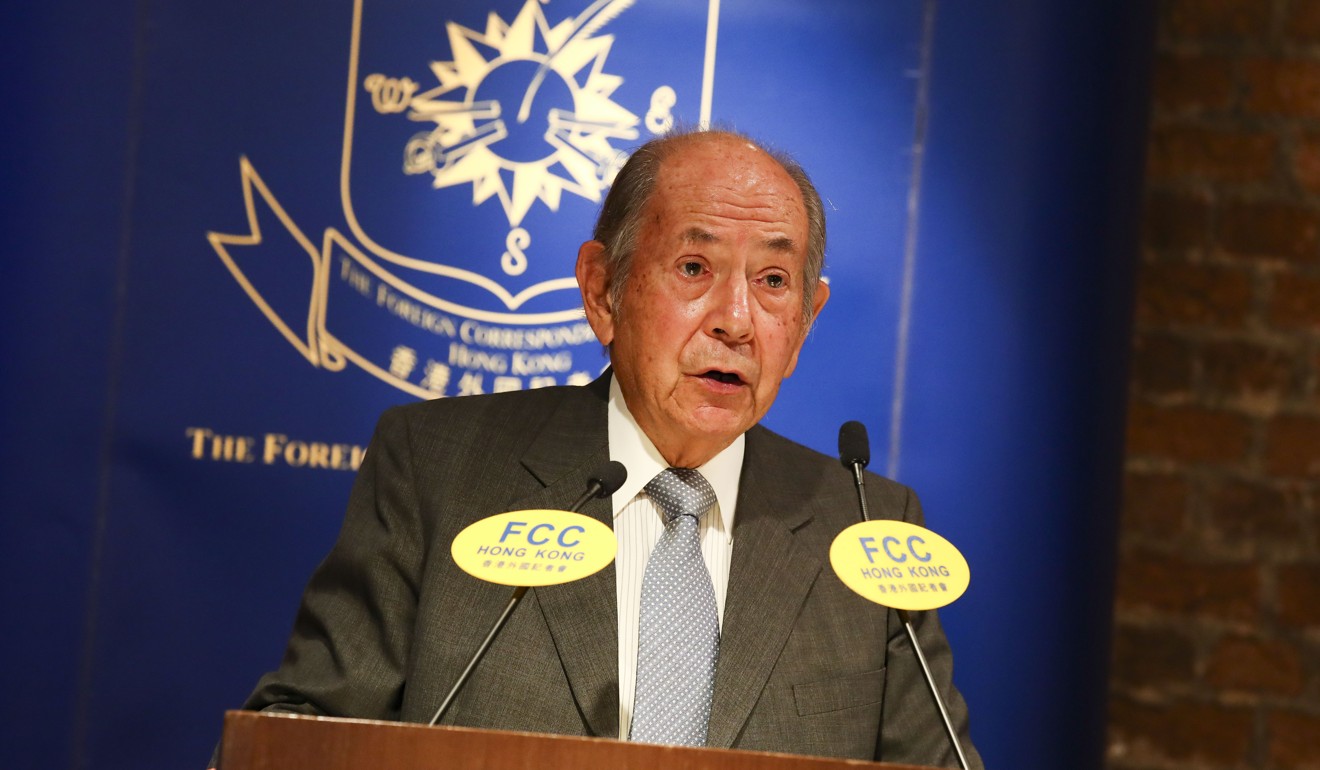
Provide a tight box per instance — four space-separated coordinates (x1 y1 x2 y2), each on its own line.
239 377 982 768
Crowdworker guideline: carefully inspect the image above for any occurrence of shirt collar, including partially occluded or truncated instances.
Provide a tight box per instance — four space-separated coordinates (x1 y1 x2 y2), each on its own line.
606 376 743 531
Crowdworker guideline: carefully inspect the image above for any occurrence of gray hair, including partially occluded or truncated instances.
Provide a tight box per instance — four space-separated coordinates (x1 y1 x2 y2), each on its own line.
591 127 827 322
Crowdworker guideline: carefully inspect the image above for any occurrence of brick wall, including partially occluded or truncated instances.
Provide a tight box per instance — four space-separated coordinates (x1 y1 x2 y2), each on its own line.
1108 1 1320 768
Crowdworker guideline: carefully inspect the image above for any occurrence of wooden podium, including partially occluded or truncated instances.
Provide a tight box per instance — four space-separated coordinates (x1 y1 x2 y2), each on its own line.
219 710 935 770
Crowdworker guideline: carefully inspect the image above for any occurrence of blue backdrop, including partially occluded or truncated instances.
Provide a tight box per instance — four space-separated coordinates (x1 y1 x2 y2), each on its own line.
1 2 1153 769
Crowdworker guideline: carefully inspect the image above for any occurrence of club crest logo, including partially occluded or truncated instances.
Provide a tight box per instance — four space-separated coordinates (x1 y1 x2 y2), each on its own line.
208 0 712 398
378 0 643 270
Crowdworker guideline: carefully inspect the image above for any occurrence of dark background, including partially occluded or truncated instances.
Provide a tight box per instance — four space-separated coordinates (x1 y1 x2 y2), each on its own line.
0 2 1157 769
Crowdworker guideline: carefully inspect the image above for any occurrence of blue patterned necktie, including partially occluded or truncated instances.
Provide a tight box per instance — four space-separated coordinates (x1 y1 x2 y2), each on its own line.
629 467 720 746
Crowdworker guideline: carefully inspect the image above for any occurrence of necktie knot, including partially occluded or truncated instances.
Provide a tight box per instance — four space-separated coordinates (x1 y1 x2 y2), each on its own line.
645 467 717 523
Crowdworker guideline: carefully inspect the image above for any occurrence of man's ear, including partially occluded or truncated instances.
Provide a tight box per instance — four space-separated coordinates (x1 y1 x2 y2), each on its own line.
809 278 830 323
783 279 830 379
576 240 615 346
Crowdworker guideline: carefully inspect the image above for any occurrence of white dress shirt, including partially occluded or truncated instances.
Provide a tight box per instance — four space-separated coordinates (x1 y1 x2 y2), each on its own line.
607 377 743 741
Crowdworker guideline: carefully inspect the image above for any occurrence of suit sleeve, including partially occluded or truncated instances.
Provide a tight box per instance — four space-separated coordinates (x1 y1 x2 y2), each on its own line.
239 405 427 719
876 486 984 770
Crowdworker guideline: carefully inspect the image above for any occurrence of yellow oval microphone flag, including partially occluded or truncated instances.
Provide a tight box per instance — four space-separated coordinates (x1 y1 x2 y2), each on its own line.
829 520 970 611
452 510 616 587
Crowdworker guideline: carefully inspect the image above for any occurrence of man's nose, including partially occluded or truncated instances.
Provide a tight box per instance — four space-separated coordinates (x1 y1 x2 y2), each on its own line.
709 274 753 343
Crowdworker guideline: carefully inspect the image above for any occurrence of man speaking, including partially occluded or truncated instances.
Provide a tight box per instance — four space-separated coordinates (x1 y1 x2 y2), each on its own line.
224 129 981 768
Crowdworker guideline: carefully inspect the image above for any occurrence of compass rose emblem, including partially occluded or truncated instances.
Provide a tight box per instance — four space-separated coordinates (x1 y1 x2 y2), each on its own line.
365 0 641 276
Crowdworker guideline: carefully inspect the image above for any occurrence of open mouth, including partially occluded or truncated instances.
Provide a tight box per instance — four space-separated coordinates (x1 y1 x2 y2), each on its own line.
701 370 744 386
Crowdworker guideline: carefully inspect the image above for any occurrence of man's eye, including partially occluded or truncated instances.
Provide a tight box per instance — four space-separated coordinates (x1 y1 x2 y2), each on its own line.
681 261 703 276
765 274 786 289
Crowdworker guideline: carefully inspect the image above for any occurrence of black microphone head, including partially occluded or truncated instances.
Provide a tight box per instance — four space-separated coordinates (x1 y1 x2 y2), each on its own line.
592 460 628 497
838 421 870 469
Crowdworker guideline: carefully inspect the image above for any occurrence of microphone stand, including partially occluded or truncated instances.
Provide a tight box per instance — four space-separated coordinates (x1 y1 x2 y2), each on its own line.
842 428 970 770
427 471 619 727
893 606 971 770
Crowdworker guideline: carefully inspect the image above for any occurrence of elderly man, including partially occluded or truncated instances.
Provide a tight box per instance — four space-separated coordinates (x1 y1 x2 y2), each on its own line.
226 129 980 768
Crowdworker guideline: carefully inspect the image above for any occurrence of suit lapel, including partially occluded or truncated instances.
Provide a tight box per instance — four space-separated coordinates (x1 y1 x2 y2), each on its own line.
509 380 620 739
706 429 822 748
504 384 823 745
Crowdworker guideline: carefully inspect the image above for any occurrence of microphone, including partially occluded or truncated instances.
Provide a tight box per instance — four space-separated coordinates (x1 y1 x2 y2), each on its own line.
568 460 628 511
838 421 871 521
427 460 627 727
838 420 870 469
835 422 970 770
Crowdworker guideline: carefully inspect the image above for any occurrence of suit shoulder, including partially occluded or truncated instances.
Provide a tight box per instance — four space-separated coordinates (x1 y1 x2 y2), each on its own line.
746 424 920 522
379 383 593 423
747 425 911 492
370 384 603 449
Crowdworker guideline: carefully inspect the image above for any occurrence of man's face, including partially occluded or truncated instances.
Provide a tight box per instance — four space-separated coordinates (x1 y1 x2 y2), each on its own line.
577 135 829 467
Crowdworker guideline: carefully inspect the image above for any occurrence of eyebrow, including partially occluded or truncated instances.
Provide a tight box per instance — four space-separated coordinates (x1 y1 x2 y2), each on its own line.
681 227 718 244
681 227 798 253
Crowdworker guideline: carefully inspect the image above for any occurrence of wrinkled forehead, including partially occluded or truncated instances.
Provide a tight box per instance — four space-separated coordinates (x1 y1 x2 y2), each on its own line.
646 137 809 237
659 134 801 192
